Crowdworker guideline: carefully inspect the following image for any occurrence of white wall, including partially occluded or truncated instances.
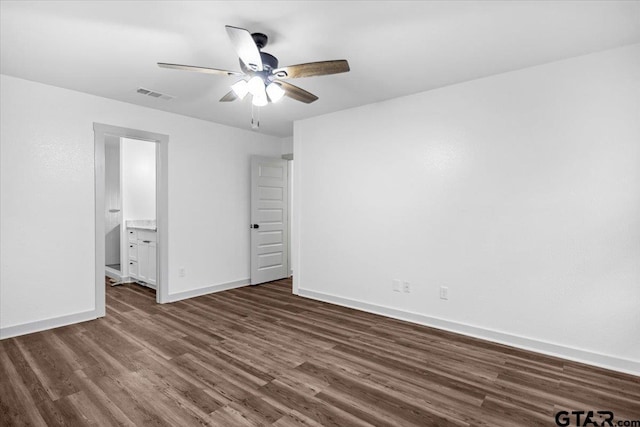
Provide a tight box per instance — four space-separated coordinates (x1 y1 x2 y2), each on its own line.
122 137 156 222
0 74 282 335
281 136 293 155
293 44 640 374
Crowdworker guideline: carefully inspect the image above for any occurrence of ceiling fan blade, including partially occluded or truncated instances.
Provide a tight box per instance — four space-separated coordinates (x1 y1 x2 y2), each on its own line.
158 63 242 76
277 81 318 104
225 25 263 71
272 60 350 79
219 91 238 102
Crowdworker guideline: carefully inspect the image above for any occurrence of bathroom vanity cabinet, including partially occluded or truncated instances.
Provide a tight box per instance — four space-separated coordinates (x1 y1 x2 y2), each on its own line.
127 227 157 289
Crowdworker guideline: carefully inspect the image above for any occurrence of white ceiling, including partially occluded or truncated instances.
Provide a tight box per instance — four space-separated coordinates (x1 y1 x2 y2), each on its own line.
2 1 639 137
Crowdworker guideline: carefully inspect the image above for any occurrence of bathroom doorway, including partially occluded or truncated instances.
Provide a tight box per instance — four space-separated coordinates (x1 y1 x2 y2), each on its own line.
104 137 157 290
94 123 169 318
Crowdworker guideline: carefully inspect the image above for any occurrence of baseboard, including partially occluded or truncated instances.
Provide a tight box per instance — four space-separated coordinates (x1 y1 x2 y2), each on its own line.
298 288 640 377
167 278 249 303
0 310 98 340
105 267 123 281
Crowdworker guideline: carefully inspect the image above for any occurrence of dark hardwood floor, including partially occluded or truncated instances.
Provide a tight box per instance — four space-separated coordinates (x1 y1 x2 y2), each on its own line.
1 278 638 426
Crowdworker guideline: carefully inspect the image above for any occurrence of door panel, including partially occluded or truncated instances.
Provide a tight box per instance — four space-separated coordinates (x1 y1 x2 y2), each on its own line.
258 230 283 245
258 252 283 269
137 243 149 282
258 209 283 223
258 186 283 200
251 156 288 285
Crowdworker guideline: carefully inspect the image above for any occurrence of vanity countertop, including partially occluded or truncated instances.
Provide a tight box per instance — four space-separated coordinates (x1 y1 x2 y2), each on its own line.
126 219 156 231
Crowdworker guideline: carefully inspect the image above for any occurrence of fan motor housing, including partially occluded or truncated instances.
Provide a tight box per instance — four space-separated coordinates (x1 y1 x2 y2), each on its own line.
248 32 278 71
239 52 278 73
260 52 278 70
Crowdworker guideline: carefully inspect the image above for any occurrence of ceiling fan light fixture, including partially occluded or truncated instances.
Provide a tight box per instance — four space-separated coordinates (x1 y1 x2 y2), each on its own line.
231 79 249 99
159 25 351 124
252 93 268 107
266 82 285 103
247 76 265 97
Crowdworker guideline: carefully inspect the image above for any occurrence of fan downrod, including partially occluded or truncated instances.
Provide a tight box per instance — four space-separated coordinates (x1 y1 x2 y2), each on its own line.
251 33 268 50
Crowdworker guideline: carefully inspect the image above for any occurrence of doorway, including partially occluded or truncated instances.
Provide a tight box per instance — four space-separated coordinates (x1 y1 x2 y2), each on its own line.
250 156 289 285
94 123 169 317
104 137 157 291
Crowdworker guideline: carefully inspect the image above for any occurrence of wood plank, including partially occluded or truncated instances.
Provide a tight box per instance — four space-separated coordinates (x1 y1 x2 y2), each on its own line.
0 345 48 426
1 278 638 427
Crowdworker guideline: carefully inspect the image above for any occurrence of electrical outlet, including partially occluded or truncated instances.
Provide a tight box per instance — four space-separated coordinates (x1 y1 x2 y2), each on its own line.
403 281 411 293
392 279 401 292
440 286 449 300
179 267 186 278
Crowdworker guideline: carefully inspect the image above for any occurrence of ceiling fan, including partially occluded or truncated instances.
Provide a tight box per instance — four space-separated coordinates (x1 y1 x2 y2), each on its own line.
158 25 350 107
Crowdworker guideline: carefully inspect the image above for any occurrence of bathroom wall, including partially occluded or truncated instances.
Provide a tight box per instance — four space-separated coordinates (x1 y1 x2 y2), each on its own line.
122 137 156 222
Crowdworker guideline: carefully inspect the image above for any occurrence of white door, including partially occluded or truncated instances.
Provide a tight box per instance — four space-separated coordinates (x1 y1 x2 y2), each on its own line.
251 156 288 285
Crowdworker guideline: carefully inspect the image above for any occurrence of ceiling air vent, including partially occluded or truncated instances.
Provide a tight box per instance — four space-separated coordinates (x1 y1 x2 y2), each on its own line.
136 87 175 101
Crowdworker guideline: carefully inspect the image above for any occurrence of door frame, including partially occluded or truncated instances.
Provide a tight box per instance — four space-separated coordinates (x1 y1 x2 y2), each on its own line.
104 134 122 279
94 123 169 316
